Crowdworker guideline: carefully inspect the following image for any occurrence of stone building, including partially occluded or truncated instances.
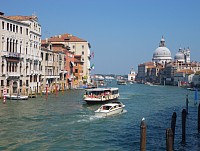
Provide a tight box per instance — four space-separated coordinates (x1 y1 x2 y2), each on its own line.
42 33 91 85
0 12 41 97
40 47 66 92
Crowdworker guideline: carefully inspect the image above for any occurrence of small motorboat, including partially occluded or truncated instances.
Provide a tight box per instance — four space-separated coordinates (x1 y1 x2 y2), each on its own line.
4 94 28 100
95 101 125 117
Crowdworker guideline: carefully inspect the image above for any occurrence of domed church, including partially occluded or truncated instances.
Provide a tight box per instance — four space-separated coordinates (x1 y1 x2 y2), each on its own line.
152 37 172 65
174 47 190 63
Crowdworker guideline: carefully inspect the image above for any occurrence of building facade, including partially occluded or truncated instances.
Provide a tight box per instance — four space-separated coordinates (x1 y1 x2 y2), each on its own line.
42 33 91 86
0 13 41 97
40 47 66 92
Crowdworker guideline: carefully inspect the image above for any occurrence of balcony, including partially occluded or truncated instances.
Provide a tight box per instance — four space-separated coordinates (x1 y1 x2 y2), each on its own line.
7 52 20 58
1 51 21 58
7 72 20 77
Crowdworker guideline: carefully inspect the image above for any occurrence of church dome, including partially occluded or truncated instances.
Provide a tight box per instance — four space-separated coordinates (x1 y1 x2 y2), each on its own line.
153 47 171 58
152 37 172 64
174 48 185 62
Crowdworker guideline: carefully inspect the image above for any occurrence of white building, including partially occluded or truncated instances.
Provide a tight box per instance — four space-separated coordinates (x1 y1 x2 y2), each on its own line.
0 12 41 96
128 68 136 82
152 37 172 65
174 47 190 63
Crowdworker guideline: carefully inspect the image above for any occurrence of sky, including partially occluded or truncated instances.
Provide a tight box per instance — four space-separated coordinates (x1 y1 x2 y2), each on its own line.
1 0 200 75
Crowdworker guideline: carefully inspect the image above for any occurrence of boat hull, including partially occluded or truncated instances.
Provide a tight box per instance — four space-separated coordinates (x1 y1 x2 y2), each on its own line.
95 107 124 117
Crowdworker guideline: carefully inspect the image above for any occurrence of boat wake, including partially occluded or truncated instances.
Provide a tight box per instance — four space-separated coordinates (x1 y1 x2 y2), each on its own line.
76 115 103 123
119 97 130 100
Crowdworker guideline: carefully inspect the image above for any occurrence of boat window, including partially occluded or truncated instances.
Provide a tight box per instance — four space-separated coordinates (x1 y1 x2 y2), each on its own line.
105 106 111 110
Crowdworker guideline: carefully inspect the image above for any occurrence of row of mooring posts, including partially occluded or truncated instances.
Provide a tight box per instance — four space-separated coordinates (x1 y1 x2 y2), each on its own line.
140 95 200 151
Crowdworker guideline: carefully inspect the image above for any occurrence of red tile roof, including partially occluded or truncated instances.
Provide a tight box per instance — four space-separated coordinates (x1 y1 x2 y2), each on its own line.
44 33 87 42
5 15 38 21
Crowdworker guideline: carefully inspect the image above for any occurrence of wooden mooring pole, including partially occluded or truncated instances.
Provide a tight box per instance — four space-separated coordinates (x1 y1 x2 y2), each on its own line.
182 109 187 144
140 118 146 151
171 112 176 149
166 128 173 151
198 104 200 132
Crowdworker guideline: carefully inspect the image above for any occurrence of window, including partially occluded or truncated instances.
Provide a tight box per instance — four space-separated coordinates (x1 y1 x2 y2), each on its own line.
7 80 10 86
13 25 15 32
1 80 4 86
16 26 18 33
26 80 29 87
45 53 48 61
20 80 22 86
7 23 9 30
2 21 4 29
41 52 43 60
82 45 84 49
30 75 32 82
82 51 84 55
10 24 12 31
20 27 22 34
26 28 28 35
75 69 78 73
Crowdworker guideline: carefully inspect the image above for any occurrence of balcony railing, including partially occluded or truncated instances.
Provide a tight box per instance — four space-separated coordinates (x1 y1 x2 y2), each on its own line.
1 51 21 58
7 72 20 77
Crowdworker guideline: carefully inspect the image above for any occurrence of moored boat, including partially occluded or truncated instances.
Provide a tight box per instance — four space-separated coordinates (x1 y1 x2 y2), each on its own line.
5 94 29 100
83 87 119 104
95 101 125 117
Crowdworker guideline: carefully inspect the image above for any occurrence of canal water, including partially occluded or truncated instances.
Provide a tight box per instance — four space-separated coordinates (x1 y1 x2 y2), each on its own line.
0 81 200 151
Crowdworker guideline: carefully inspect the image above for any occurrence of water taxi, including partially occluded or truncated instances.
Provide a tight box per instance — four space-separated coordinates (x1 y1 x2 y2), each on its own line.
83 87 119 104
95 101 125 117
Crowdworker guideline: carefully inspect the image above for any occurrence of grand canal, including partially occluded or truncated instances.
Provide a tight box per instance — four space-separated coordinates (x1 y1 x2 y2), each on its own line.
0 81 200 151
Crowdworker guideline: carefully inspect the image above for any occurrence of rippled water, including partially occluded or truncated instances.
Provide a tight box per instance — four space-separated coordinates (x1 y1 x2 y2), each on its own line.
0 82 200 151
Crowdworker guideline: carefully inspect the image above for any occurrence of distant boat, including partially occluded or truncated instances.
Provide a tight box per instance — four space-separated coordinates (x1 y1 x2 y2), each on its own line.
83 87 119 104
117 80 127 85
145 82 154 86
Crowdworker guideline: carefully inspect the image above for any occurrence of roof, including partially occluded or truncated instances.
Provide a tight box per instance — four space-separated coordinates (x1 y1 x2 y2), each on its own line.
5 15 38 21
177 69 194 74
85 87 118 92
139 62 155 67
44 33 87 42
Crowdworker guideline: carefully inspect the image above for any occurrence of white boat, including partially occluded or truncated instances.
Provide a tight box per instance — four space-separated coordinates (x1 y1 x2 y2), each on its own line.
5 94 28 100
83 87 119 104
95 101 125 117
117 80 127 85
